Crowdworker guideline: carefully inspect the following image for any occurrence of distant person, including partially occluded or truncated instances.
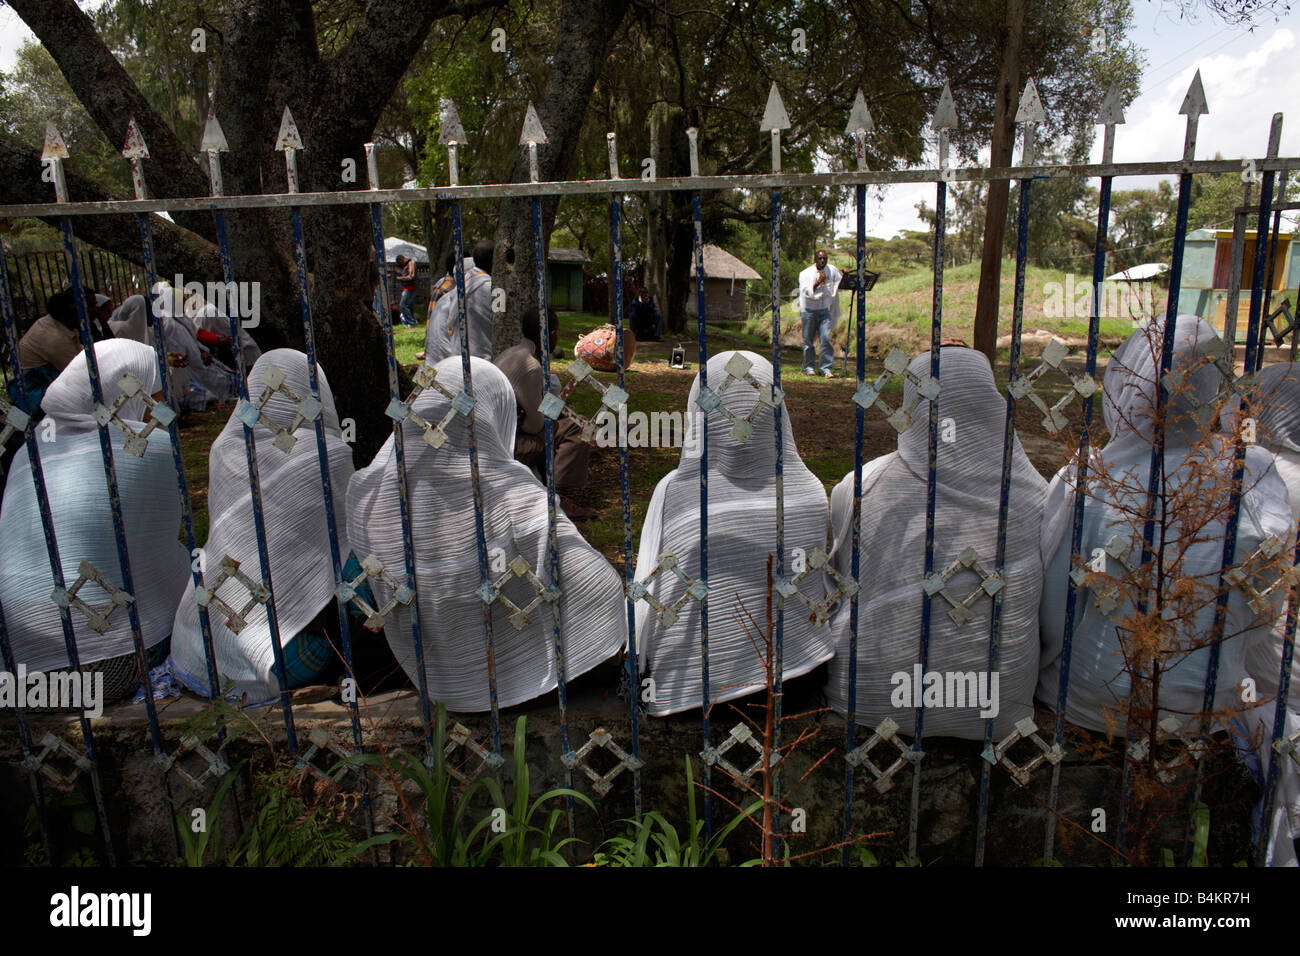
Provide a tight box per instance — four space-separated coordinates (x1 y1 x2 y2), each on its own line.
798 248 841 377
429 252 457 311
395 255 418 327
630 288 661 342
13 287 111 410
425 240 494 364
495 306 594 520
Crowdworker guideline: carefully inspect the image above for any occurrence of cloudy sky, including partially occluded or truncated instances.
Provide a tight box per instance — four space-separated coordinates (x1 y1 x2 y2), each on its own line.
1 1 1296 240
849 4 1300 238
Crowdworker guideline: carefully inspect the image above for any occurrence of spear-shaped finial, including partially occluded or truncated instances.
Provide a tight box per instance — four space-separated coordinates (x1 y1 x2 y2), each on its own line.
686 127 700 178
200 109 229 197
760 82 791 173
275 105 304 194
439 98 466 186
931 82 958 176
42 120 69 203
1096 83 1126 166
1179 69 1208 164
122 115 150 201
845 89 874 172
519 101 548 184
1015 78 1046 166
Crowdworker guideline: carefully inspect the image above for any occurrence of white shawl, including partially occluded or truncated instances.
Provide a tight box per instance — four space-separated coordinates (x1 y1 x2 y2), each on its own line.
823 347 1047 739
169 349 354 704
423 260 492 365
634 350 834 717
0 340 187 670
346 356 626 712
1037 316 1295 732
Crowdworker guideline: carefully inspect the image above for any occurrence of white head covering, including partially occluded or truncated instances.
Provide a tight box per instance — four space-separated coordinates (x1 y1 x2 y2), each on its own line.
346 356 626 711
634 350 833 716
823 347 1047 739
0 340 187 671
1038 316 1295 734
424 260 492 365
169 349 354 703
109 294 150 344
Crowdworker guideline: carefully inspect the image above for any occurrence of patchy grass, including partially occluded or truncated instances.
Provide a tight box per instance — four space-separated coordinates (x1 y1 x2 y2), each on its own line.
744 259 1146 357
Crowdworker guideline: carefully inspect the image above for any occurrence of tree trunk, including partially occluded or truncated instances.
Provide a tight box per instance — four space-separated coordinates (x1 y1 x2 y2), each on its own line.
491 0 630 355
972 0 1026 365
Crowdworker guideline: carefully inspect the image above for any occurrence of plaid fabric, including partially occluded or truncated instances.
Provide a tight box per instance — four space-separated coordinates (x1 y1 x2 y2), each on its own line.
274 632 334 689
429 274 456 306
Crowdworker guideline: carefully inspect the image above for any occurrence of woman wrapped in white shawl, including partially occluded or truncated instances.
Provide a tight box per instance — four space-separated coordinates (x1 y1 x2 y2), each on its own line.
1219 360 1300 864
169 349 356 704
114 289 237 409
195 302 262 372
824 346 1047 740
1038 315 1294 733
0 340 188 701
634 350 834 717
347 356 626 712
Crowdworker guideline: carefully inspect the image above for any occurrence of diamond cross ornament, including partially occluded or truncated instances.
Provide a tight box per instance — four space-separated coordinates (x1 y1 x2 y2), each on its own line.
475 554 561 630
1264 300 1297 348
50 560 134 634
21 733 92 794
94 371 177 457
980 716 1064 787
1126 716 1209 785
0 394 30 474
234 363 323 453
163 735 231 792
774 547 859 625
539 356 630 443
563 727 644 796
194 554 270 633
921 547 1004 626
1007 338 1097 434
1071 534 1138 615
445 722 506 784
1224 534 1300 617
296 726 363 787
854 348 940 433
338 554 414 630
700 722 785 786
693 352 783 444
385 361 475 449
625 552 709 626
845 717 920 793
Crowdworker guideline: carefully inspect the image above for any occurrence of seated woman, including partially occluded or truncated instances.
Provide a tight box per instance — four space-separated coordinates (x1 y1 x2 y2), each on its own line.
1038 315 1294 733
634 350 834 717
169 349 365 704
195 302 261 372
347 356 626 712
824 346 1046 740
0 339 188 703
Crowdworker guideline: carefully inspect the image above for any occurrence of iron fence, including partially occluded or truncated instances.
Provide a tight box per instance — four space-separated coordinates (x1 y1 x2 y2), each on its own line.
1 73 1299 867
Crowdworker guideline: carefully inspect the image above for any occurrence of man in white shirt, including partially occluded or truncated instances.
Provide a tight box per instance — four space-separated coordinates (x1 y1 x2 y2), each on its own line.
797 248 841 377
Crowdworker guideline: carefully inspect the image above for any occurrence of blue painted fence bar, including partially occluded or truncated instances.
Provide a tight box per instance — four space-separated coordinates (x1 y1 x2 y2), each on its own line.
3 78 1300 868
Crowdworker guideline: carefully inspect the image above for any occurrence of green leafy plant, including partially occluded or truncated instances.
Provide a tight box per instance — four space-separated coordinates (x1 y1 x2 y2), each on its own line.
345 705 591 867
593 756 759 867
177 760 361 867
